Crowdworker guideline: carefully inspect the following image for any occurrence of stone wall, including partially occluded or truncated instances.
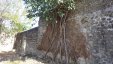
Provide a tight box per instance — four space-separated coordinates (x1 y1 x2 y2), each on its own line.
13 0 113 64
73 0 113 64
13 17 47 58
13 27 39 56
37 0 113 64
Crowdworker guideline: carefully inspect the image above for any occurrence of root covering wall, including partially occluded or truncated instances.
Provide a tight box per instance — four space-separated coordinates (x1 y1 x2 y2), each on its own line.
38 0 113 64
14 0 113 64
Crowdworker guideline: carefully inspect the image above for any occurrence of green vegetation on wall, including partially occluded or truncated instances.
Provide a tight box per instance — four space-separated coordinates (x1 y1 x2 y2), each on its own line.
24 0 76 22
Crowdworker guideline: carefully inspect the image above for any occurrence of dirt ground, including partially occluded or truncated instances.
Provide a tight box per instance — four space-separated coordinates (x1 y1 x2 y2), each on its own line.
0 51 56 64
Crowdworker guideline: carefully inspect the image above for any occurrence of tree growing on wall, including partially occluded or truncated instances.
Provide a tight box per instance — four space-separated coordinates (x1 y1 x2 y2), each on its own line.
24 0 88 64
24 0 76 21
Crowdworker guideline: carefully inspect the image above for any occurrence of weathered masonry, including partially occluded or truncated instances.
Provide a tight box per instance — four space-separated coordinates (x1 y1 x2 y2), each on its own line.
73 0 113 64
13 19 46 57
14 0 113 64
38 0 113 64
13 27 39 56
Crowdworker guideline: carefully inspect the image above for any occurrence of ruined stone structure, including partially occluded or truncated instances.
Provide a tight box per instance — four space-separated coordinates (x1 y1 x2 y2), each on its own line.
13 27 39 56
13 18 47 57
73 0 113 64
14 0 113 64
37 0 113 64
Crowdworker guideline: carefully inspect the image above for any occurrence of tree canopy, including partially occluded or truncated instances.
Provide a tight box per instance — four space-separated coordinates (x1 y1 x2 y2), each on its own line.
24 0 76 22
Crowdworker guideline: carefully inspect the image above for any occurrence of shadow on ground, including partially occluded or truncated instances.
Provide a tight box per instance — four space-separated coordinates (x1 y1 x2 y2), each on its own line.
0 51 56 64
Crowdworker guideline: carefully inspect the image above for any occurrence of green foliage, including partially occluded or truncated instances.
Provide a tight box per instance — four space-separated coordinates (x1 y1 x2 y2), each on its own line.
24 0 76 22
0 0 32 34
2 12 29 33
